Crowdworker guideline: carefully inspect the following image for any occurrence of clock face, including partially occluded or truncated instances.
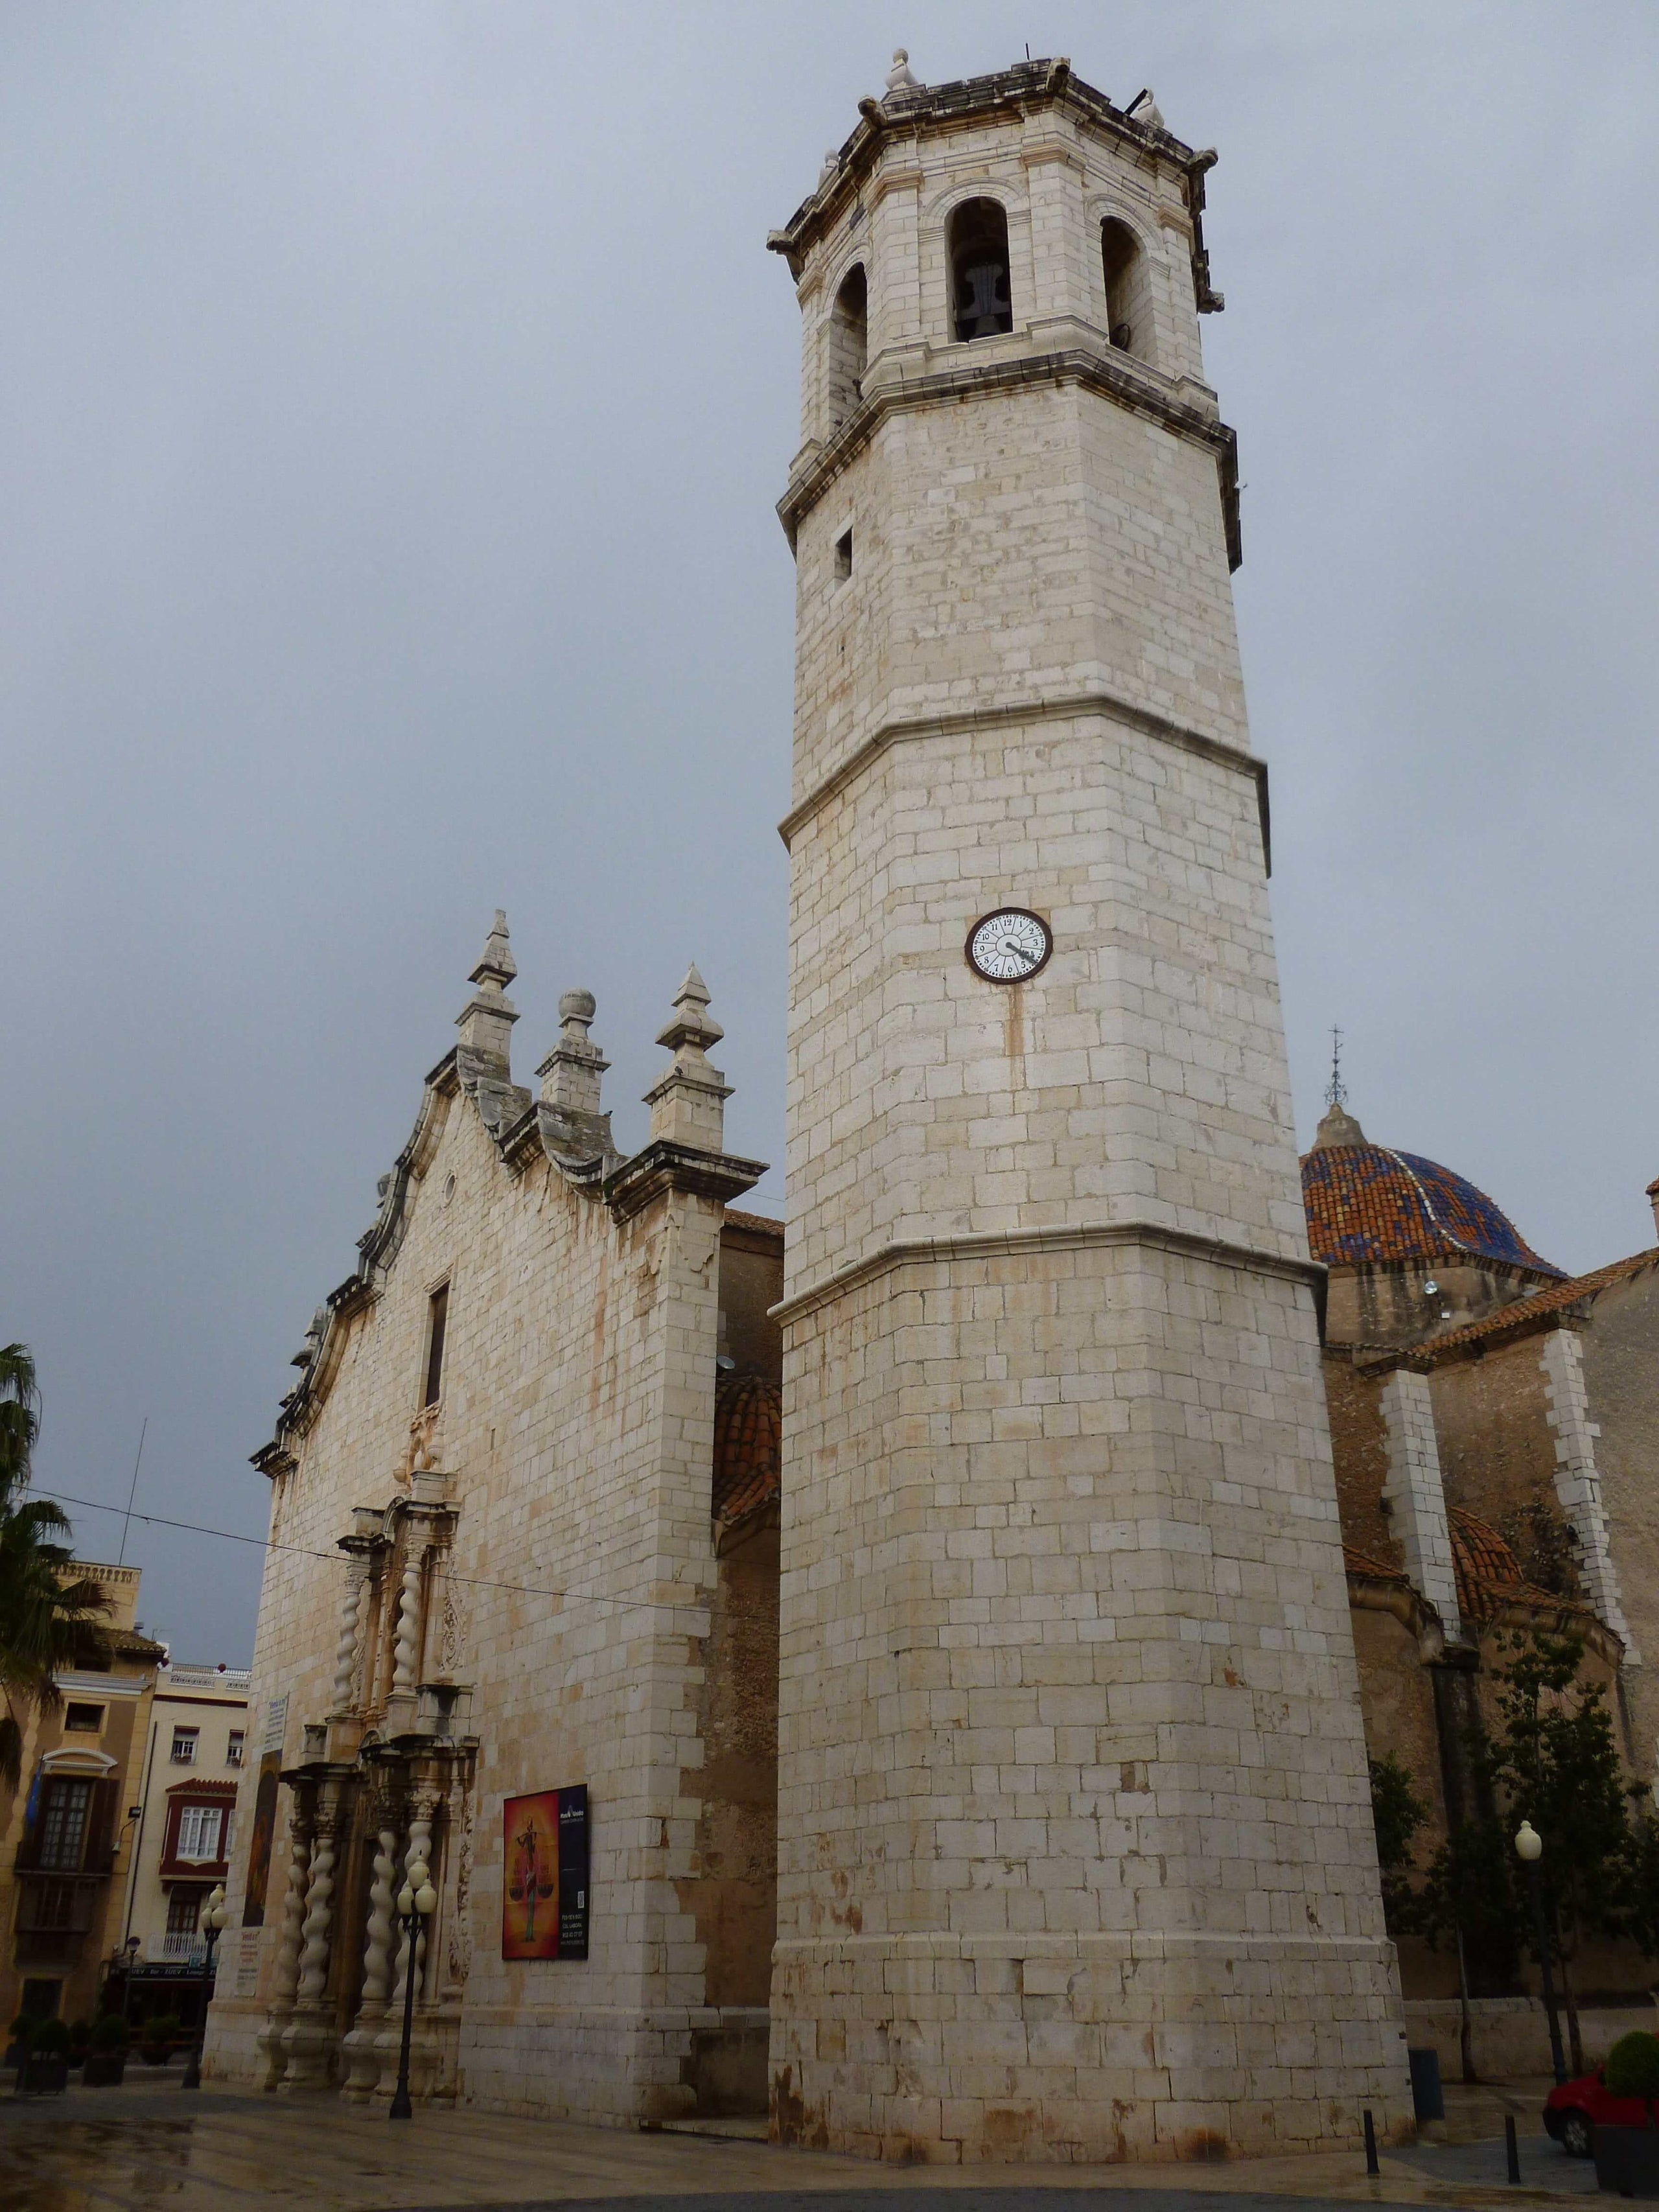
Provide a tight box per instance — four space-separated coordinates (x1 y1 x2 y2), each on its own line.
966 907 1052 984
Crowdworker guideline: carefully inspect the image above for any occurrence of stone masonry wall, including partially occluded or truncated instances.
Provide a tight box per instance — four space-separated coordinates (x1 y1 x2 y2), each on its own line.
205 1078 735 2125
775 1239 1408 2161
774 68 1409 2162
1583 1263 1659 1787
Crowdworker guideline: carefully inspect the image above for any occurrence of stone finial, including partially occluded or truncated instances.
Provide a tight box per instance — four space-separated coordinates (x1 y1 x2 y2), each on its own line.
470 909 516 989
455 908 519 1071
818 148 839 187
644 964 732 1153
537 987 610 1119
291 1306 328 1369
885 47 920 93
657 964 723 1056
1310 1100 1368 1152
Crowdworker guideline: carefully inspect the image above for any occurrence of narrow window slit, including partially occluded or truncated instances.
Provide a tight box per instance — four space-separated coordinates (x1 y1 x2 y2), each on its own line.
424 1283 448 1407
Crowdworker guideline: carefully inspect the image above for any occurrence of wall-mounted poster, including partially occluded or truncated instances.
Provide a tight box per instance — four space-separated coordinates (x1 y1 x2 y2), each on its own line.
240 1751 283 1927
502 1784 588 1961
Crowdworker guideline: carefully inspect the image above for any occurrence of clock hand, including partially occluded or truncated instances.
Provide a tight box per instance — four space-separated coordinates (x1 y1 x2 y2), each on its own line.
1001 939 1039 968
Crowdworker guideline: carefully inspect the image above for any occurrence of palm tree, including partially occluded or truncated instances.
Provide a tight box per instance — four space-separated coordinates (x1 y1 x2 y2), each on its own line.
0 1345 110 1784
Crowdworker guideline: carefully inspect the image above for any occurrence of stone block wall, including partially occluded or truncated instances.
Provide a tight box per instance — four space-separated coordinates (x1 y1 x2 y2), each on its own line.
773 60 1409 2161
773 1235 1410 2158
1583 1261 1659 1786
205 1059 759 2123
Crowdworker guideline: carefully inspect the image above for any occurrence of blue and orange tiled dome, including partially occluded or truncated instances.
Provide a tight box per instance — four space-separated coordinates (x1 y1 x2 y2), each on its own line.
1301 1104 1562 1277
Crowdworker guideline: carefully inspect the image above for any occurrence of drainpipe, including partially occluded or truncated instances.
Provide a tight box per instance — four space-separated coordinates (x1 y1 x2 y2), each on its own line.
121 1712 160 1953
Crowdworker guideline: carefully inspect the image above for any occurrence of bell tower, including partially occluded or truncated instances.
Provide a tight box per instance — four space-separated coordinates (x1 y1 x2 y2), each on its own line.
767 56 1410 2161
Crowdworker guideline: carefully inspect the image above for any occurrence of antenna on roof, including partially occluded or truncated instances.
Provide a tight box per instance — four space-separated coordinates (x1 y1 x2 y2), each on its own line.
116 1416 148 1568
1326 1026 1347 1111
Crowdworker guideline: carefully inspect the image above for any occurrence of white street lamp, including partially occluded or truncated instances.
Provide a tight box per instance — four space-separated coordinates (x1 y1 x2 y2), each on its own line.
389 1858 437 2120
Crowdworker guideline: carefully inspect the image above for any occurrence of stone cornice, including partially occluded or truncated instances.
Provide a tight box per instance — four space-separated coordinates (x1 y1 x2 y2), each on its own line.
1345 1564 1446 1661
772 1218 1321 1328
256 988 764 1471
768 60 1205 277
603 1140 767 1226
776 343 1241 570
778 688 1270 873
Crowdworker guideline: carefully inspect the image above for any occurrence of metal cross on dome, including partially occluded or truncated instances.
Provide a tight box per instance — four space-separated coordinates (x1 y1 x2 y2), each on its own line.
1326 1025 1347 1110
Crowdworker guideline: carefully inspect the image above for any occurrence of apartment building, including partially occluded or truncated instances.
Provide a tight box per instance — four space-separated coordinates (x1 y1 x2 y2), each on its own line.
0 1563 163 2026
111 1661 251 2031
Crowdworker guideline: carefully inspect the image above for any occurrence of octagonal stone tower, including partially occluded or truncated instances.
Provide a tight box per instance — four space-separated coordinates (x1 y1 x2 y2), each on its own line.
766 56 1411 2162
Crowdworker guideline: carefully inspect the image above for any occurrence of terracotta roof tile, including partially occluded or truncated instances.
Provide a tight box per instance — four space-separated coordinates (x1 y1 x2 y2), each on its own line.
712 1373 781 1524
1343 1544 1409 1585
1302 1143 1562 1276
723 1208 784 1240
1406 1247 1659 1365
1448 1506 1592 1629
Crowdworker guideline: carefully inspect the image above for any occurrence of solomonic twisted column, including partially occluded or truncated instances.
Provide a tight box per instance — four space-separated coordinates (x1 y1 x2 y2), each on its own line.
296 1824 337 2004
257 1808 313 2091
332 1557 372 1714
340 1804 402 2102
279 1786 347 2093
390 1551 424 1703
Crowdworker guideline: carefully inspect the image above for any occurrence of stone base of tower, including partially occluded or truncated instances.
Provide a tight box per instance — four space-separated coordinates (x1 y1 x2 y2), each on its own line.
771 1929 1412 2163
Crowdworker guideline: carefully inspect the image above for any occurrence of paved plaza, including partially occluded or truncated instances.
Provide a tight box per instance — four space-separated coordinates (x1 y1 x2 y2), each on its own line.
0 2077 1590 2212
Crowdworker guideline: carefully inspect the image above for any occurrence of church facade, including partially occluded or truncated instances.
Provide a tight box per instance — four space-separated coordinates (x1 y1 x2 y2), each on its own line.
203 49 1656 2162
205 52 1417 2158
203 927 787 2117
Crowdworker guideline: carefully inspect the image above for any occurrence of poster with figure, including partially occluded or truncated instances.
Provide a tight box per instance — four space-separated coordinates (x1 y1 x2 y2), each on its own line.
502 1784 588 1960
241 1752 282 1926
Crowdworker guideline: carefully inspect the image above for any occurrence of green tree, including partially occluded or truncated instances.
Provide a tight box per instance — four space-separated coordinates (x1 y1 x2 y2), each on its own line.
1369 1752 1430 1934
0 1345 110 1784
1417 1816 1524 2084
1479 1627 1635 2075
1612 1814 1659 1965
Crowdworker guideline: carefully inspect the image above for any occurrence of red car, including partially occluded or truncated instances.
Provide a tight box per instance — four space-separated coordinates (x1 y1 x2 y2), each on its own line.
1545 2068 1659 2158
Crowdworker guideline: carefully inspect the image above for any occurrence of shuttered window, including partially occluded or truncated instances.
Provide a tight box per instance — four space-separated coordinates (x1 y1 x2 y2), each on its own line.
36 1778 92 1870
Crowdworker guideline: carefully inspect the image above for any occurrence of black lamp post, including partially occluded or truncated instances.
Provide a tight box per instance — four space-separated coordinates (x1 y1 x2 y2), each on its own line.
388 1857 436 2121
181 1885 227 2091
120 1935 141 2024
1514 1821 1568 2085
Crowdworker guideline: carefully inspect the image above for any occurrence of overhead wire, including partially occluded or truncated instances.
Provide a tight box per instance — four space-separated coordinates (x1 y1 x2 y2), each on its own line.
34 1486 770 1629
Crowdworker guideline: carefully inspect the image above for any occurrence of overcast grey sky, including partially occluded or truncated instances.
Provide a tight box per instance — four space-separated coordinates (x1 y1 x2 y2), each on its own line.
4 2 1655 1662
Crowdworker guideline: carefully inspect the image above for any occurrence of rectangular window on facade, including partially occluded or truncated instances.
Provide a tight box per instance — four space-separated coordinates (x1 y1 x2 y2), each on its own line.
170 1727 198 1765
29 1882 79 1932
167 1886 203 1935
835 528 853 581
423 1283 448 1408
176 1804 224 1862
63 1703 103 1732
36 1779 92 1871
226 1730 244 1767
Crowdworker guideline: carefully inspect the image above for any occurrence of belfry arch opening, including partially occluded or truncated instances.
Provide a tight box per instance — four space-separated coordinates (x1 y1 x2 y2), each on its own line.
949 198 1012 341
1100 217 1154 362
826 263 867 431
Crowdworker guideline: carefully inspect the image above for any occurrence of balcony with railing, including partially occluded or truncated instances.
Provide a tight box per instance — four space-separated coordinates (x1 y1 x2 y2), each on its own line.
150 1930 209 1965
